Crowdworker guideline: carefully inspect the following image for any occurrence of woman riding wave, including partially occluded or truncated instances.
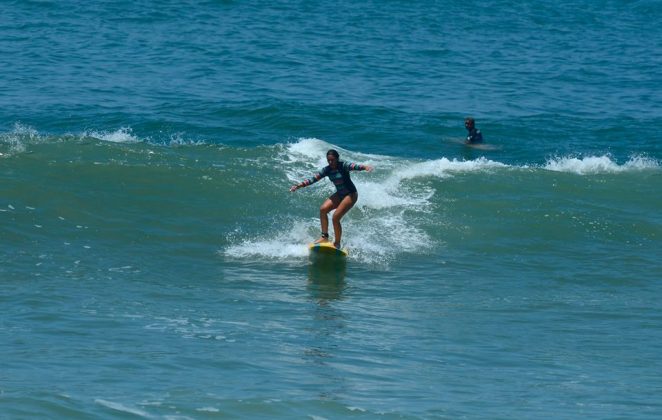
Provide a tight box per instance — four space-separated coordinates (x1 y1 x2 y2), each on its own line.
290 149 373 249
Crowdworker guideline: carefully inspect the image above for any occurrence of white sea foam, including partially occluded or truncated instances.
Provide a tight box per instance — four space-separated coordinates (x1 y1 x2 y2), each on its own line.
285 139 506 213
283 137 389 169
224 220 313 259
348 214 433 264
94 399 152 418
86 127 141 143
389 156 508 182
544 155 660 174
223 212 432 265
228 139 451 264
284 137 331 165
0 123 39 154
197 407 220 412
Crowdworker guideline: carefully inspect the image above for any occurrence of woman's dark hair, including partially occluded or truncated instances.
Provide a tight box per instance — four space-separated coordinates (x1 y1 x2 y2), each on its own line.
326 149 340 158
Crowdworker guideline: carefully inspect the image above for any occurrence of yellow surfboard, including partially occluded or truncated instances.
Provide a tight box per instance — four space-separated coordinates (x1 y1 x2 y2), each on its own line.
308 241 349 257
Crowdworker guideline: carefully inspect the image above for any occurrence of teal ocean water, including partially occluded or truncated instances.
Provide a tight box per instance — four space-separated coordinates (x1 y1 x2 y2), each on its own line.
2 1 661 418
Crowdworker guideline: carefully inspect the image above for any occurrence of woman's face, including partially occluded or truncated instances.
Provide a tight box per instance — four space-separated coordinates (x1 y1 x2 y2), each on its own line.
327 154 338 168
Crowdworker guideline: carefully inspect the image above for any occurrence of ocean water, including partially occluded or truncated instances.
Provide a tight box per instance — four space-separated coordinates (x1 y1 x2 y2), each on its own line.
2 0 661 418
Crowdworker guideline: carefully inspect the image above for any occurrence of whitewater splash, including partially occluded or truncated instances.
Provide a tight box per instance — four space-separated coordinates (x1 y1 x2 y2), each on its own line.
0 125 219 158
223 219 313 260
226 138 511 265
0 123 40 155
544 155 660 175
0 124 142 156
223 215 433 266
85 127 141 143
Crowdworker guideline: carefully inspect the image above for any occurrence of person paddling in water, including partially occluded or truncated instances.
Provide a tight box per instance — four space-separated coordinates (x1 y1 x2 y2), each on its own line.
290 149 373 249
464 117 483 144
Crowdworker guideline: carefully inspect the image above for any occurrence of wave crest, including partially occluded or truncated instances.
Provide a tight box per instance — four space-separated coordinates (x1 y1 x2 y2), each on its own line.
544 155 659 174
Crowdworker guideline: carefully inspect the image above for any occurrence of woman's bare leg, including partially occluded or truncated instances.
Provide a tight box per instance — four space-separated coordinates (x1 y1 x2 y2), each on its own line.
331 193 358 247
315 194 341 243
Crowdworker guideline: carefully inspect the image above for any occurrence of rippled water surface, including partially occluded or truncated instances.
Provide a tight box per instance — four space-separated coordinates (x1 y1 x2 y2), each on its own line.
2 1 661 418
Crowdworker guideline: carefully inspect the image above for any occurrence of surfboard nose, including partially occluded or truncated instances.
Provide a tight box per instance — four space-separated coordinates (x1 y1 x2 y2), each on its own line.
308 242 349 257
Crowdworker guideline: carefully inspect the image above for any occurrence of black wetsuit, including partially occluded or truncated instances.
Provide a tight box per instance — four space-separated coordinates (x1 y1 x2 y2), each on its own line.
301 161 367 197
466 128 483 144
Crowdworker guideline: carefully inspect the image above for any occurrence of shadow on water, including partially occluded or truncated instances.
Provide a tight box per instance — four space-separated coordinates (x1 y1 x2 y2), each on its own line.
307 254 347 302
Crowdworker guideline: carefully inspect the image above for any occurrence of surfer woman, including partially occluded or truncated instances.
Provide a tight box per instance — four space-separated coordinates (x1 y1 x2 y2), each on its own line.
290 149 373 249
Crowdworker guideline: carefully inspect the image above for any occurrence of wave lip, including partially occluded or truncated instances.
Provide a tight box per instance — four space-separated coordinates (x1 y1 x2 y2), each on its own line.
544 155 660 175
85 127 141 143
0 123 41 155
